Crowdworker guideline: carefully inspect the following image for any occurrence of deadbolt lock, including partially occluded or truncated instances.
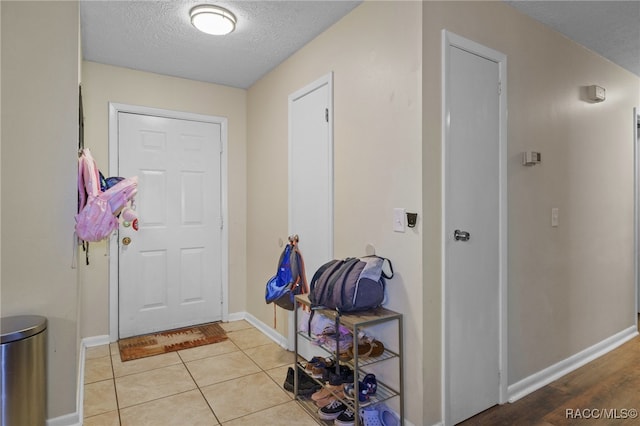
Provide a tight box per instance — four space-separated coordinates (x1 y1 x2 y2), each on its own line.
122 237 132 246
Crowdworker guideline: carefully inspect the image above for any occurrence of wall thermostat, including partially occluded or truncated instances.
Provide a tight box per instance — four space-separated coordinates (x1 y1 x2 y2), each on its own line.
587 85 606 102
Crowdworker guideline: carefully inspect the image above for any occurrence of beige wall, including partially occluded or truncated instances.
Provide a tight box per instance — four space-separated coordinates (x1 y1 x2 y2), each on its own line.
423 1 639 423
79 61 247 337
1 1 80 419
247 1 423 423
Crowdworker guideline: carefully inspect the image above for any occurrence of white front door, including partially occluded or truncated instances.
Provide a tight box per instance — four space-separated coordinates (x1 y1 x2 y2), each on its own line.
117 112 223 338
443 32 506 425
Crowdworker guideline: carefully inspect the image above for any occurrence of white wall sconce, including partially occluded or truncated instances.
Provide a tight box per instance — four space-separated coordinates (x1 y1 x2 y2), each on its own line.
190 5 237 35
587 85 606 102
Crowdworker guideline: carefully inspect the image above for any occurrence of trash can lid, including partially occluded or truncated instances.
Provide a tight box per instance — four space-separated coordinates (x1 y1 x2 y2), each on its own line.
1 315 47 344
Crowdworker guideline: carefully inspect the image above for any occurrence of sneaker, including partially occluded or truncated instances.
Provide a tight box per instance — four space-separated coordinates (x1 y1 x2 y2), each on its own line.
343 382 372 406
328 365 354 385
318 399 347 421
312 384 343 401
315 394 336 408
311 358 335 379
305 356 325 374
360 407 382 426
283 366 321 396
362 373 377 396
335 408 356 426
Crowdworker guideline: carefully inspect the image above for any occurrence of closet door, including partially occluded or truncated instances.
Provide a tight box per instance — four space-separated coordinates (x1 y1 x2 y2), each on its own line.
288 73 334 353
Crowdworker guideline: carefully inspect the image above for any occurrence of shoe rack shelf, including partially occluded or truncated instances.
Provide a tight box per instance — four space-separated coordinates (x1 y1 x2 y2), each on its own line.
294 294 404 426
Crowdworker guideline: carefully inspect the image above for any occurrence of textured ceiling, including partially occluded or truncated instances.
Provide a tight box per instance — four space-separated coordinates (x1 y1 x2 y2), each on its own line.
80 0 362 89
505 1 640 77
81 1 640 90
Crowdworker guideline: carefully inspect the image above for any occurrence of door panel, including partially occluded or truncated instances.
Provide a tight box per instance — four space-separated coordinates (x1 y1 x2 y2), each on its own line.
290 78 333 276
446 45 501 424
288 74 333 356
118 113 222 338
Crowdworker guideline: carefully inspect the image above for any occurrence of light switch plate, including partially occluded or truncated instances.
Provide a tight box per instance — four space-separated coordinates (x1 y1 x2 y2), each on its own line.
393 208 406 232
551 208 559 227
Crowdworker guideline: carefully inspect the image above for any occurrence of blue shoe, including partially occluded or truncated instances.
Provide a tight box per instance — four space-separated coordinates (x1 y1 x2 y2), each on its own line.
362 373 377 395
343 382 372 406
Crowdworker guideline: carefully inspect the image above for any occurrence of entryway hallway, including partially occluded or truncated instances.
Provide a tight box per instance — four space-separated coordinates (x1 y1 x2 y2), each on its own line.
84 318 640 425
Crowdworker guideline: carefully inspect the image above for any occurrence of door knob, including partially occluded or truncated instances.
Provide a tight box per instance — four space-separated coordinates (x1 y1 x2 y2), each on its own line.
122 237 132 246
454 229 470 242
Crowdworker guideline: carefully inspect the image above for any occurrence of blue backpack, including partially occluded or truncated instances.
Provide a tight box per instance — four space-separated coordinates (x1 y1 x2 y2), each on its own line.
265 236 308 311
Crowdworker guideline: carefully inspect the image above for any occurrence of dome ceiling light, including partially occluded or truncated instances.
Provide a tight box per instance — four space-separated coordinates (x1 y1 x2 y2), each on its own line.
190 5 237 36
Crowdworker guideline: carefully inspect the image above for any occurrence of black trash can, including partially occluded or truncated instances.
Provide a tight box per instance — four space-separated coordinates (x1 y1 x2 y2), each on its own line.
1 315 47 426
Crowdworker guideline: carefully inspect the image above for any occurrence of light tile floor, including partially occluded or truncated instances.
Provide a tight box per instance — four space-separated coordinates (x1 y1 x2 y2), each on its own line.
83 320 319 426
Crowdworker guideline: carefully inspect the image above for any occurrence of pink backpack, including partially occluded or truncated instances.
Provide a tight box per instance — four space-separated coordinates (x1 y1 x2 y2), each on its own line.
75 149 138 242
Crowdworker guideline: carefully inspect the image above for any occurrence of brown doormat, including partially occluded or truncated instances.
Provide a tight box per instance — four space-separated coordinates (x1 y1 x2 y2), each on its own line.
118 322 228 362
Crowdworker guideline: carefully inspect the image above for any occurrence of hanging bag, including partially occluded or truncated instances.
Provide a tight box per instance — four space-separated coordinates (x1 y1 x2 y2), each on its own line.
75 148 138 242
265 235 309 311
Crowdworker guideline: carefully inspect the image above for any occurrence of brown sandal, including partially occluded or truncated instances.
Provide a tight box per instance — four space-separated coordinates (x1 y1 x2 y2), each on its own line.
338 350 352 362
368 339 384 357
348 340 373 358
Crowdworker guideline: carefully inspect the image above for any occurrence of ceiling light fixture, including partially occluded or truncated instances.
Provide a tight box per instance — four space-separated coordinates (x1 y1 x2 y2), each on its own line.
190 5 237 36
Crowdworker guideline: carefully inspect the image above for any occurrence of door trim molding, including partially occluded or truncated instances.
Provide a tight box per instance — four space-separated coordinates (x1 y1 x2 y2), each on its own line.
635 107 639 318
440 30 508 424
107 102 229 342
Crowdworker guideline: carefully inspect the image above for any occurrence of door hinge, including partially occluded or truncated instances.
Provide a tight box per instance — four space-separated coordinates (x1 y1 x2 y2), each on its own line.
325 108 329 122
498 81 502 96
219 216 223 230
219 139 223 154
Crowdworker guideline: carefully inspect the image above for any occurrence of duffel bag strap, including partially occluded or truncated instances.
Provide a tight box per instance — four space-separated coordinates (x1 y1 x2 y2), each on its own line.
381 257 394 279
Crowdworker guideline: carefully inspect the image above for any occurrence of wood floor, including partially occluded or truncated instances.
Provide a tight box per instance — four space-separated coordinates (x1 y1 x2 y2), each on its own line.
460 316 640 425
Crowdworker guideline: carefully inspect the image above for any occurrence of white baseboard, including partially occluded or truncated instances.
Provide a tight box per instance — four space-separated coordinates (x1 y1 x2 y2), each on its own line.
507 325 638 402
227 311 246 322
46 412 80 426
83 334 111 347
238 311 289 349
46 335 112 426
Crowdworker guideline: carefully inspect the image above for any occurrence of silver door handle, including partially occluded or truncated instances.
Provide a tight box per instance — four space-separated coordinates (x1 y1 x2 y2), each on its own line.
454 229 470 241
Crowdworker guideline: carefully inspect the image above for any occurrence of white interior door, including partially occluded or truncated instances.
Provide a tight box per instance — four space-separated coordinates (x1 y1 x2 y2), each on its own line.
443 32 506 425
288 73 334 355
117 112 223 338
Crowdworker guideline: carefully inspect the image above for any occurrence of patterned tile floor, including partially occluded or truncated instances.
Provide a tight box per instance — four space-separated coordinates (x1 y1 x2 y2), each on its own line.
83 320 319 425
